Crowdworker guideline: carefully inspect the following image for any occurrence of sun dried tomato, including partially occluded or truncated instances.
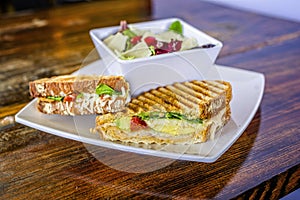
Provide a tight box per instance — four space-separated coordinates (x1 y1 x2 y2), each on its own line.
130 116 148 131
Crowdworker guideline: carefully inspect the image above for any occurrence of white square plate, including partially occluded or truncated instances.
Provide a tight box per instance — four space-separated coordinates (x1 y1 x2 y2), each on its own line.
15 60 264 163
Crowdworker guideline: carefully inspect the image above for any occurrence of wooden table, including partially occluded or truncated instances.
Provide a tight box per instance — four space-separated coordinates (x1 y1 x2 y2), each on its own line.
1 0 299 199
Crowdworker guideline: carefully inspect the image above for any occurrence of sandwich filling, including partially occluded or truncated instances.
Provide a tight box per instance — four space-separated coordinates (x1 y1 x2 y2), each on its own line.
95 107 227 144
115 111 206 136
39 84 129 115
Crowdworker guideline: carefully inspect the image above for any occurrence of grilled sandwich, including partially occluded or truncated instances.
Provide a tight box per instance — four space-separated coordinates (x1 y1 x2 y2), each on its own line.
29 75 130 115
94 80 232 144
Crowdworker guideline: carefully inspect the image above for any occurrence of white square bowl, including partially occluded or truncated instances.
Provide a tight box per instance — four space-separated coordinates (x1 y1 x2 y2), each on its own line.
89 18 223 96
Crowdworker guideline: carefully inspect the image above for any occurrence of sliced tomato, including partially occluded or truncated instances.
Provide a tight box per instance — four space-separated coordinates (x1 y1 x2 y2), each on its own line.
130 116 148 131
144 36 157 46
64 94 76 102
131 35 142 45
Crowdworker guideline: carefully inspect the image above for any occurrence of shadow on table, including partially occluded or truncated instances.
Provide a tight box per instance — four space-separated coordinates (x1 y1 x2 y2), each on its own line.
64 109 261 199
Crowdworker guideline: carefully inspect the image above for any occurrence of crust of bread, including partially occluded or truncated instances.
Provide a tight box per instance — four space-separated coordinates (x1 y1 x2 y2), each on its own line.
29 75 129 97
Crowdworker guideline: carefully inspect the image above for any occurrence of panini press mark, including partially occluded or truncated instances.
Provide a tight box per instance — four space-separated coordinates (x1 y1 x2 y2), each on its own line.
127 81 231 116
191 80 223 96
203 81 232 103
136 95 167 111
187 81 220 98
182 82 216 100
158 87 195 110
128 99 149 113
167 84 204 105
200 80 226 94
172 82 211 102
129 97 164 113
205 81 228 97
205 80 227 89
150 89 183 111
127 100 141 113
142 92 178 112
157 87 196 111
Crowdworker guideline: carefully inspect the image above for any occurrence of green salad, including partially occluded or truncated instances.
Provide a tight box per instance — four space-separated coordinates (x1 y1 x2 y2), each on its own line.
103 20 199 60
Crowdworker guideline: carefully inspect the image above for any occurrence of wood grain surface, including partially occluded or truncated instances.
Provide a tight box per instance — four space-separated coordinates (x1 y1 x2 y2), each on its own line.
1 0 299 199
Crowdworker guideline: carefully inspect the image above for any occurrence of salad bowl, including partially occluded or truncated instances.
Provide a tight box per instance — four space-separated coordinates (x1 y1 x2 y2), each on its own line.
89 18 223 96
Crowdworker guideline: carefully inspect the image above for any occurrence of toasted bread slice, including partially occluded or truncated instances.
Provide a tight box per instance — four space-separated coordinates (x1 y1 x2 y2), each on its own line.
29 75 129 97
127 80 231 119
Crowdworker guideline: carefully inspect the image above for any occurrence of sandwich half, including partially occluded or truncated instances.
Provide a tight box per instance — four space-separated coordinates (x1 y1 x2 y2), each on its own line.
29 75 130 115
94 80 232 144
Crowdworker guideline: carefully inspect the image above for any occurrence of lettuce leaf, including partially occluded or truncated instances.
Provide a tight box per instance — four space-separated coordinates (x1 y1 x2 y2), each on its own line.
95 84 121 96
122 29 137 38
47 96 64 101
120 54 135 60
137 111 203 124
168 20 183 35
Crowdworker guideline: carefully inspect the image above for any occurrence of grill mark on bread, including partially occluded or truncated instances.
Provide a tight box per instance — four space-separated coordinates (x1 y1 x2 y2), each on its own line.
193 80 231 101
201 80 232 106
128 99 150 113
198 81 224 93
135 97 161 111
187 81 218 98
172 83 210 103
218 81 231 103
158 87 194 110
150 89 183 112
182 82 215 106
134 95 167 112
167 85 203 105
207 80 229 90
143 92 179 111
177 81 221 118
127 80 231 119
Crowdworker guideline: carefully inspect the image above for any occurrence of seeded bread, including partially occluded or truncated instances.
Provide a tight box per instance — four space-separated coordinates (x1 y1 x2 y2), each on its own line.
29 75 129 97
